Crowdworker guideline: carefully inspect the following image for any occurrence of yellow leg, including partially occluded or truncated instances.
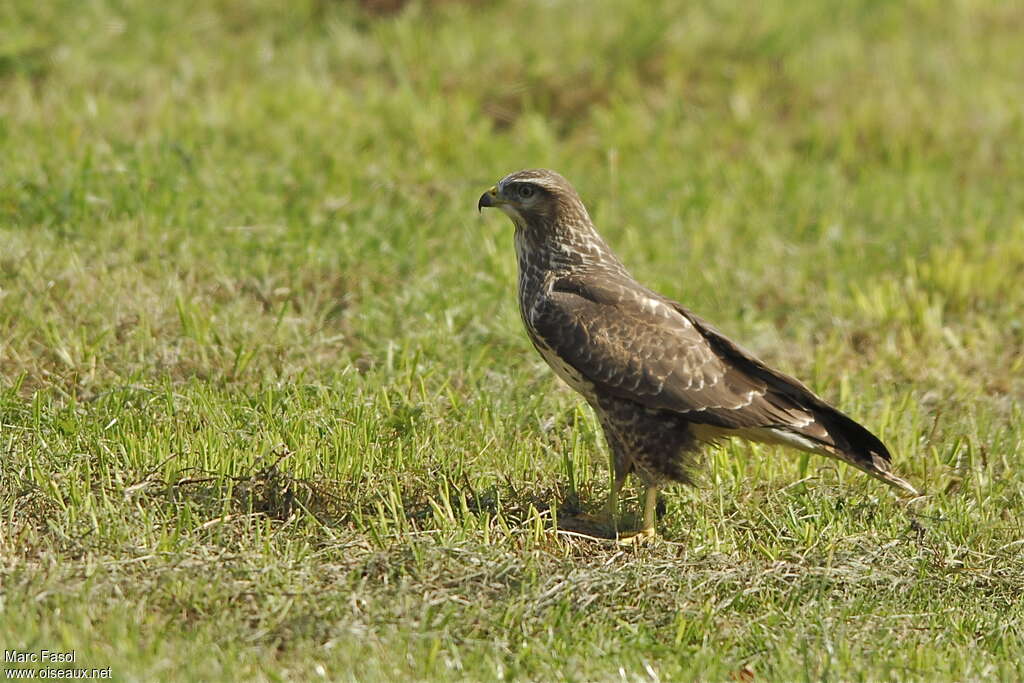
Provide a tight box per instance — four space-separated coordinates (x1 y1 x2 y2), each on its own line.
617 485 659 545
604 470 628 532
641 485 658 534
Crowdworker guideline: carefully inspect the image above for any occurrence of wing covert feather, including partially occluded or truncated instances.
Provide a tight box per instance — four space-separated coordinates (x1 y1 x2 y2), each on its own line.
529 276 815 430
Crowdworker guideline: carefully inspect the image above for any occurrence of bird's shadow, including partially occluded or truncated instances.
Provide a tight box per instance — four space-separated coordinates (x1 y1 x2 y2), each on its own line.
554 514 618 540
405 475 654 541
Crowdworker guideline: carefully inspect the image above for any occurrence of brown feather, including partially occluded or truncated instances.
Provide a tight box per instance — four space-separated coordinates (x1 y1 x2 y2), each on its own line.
482 168 919 516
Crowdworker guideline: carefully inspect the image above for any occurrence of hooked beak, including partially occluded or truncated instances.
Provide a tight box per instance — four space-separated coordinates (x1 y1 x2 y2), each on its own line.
477 185 500 212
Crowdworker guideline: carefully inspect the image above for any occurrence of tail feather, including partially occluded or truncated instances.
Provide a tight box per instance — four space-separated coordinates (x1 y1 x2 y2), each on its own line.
695 320 919 496
813 409 919 496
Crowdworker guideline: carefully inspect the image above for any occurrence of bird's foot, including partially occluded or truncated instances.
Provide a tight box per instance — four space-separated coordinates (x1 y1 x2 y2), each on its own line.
616 527 657 546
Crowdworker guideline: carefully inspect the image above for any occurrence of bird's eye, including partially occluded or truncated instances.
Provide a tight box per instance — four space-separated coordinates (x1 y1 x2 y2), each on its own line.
518 185 535 199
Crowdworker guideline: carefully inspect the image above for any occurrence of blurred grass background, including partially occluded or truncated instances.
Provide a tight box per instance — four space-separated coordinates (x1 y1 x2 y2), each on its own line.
2 0 1023 680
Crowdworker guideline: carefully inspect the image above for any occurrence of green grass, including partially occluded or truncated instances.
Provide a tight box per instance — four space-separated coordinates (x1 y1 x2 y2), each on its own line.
3 0 1024 679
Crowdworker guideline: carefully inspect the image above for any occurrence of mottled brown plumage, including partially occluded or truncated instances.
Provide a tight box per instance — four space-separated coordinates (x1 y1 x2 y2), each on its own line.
478 169 917 540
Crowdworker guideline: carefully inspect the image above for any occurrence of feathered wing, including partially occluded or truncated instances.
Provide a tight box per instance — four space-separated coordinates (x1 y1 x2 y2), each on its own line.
528 273 918 495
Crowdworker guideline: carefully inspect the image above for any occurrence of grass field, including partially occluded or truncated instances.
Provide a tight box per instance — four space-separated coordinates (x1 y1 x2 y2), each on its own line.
3 0 1024 680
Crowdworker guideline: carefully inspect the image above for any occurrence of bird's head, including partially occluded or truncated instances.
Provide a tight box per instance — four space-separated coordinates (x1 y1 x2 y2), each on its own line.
477 169 589 234
478 168 626 273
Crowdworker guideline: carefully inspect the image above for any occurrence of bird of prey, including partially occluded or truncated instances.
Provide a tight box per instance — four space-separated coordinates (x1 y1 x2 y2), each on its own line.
478 169 918 542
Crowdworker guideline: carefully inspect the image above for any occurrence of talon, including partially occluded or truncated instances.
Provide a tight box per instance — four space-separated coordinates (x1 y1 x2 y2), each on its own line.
616 527 657 546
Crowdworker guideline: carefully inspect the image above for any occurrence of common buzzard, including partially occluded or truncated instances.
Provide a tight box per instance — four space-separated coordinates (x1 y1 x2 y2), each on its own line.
479 169 917 542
